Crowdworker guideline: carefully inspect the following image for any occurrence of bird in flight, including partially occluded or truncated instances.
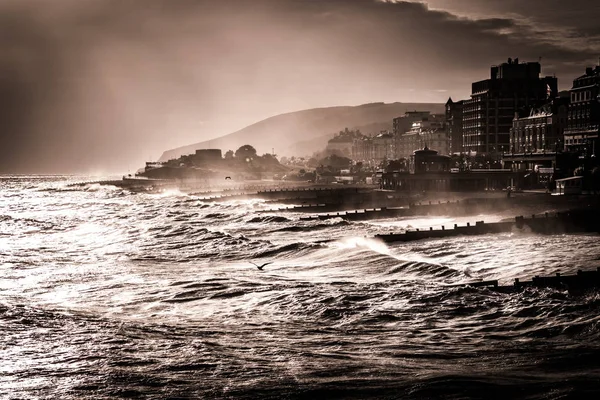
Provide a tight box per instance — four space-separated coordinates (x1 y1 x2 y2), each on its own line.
250 261 272 270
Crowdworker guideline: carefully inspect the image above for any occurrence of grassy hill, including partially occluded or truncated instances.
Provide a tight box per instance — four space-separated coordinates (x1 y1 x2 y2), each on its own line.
158 102 445 161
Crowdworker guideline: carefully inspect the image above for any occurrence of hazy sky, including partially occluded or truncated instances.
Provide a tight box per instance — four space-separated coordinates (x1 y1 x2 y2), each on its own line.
1 0 599 173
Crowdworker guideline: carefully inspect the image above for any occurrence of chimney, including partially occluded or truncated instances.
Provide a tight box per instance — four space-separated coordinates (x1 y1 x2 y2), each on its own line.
508 57 512 64
586 67 594 75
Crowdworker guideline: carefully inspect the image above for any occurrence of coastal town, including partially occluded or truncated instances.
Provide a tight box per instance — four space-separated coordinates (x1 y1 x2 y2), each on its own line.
110 58 599 198
5 1 600 397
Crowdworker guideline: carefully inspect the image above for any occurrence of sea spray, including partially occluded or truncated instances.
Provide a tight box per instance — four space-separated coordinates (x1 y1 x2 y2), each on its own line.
2 176 600 399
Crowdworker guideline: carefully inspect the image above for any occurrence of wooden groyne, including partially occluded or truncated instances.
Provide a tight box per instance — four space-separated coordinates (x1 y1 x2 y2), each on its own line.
299 207 411 221
375 220 515 243
374 209 600 243
294 199 472 221
457 267 600 295
194 187 333 203
279 197 526 221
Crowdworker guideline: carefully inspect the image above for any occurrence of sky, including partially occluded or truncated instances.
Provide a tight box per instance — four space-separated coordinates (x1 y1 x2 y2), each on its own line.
0 0 599 174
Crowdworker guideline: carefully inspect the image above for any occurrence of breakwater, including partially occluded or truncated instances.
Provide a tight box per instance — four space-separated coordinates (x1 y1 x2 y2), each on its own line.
375 208 600 243
295 194 600 221
457 268 600 295
295 199 475 221
299 207 411 221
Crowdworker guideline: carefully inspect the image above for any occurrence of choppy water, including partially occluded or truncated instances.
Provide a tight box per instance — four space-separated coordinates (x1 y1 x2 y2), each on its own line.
2 176 600 399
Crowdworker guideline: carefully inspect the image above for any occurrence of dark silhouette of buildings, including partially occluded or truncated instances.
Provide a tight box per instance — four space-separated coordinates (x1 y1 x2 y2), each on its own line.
445 98 464 154
463 58 558 157
564 66 600 154
379 145 512 192
413 147 450 173
192 149 223 165
509 97 569 154
502 96 569 177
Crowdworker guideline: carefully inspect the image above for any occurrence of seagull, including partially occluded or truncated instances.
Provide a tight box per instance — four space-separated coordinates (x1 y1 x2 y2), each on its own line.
250 261 272 270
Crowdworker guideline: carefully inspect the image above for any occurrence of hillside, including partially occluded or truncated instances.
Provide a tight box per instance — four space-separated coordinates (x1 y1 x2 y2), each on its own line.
288 121 394 156
158 102 445 161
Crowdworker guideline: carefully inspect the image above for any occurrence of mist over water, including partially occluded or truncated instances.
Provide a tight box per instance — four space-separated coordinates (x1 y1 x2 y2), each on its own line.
2 0 599 174
2 176 600 398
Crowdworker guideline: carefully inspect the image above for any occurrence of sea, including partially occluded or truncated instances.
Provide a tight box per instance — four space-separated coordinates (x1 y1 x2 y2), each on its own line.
2 175 600 399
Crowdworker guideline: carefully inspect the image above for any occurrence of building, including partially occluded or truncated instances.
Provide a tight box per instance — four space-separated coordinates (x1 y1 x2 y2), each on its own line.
395 117 448 159
396 130 421 160
350 131 394 165
352 136 374 163
379 147 515 191
392 111 431 136
509 98 568 155
502 98 569 184
445 98 464 153
564 65 600 154
372 131 394 164
463 58 558 157
326 134 355 156
412 147 451 174
192 149 223 165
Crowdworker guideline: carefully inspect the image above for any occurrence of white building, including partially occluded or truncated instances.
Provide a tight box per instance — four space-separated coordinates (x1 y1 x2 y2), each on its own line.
395 119 449 159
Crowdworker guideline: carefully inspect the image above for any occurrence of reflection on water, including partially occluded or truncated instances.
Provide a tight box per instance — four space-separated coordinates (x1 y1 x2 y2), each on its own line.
2 176 600 398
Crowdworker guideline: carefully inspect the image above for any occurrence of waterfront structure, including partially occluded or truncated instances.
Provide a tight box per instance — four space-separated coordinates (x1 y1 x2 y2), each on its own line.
564 66 600 154
445 98 464 153
412 147 451 173
380 168 515 192
463 58 558 157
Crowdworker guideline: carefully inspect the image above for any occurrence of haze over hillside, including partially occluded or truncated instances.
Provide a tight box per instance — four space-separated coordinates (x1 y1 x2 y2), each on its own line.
159 102 445 161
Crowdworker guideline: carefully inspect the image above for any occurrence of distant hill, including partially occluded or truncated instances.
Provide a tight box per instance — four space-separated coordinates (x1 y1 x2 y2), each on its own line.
158 102 445 161
288 120 394 156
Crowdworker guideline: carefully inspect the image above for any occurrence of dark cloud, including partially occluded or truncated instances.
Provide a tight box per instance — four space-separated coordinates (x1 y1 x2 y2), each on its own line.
0 0 597 173
471 18 516 31
415 1 600 53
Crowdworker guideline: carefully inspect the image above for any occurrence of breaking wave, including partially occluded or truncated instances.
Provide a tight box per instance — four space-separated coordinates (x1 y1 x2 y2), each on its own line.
3 176 600 399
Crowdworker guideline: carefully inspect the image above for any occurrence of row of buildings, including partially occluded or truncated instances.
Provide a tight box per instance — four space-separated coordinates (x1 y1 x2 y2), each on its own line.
326 111 449 165
326 58 600 174
447 59 600 173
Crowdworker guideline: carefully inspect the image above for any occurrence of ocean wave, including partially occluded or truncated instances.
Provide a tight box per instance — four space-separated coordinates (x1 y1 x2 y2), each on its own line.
5 177 600 399
386 261 462 279
272 220 350 233
252 241 324 259
247 215 291 223
204 213 231 220
0 214 58 233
